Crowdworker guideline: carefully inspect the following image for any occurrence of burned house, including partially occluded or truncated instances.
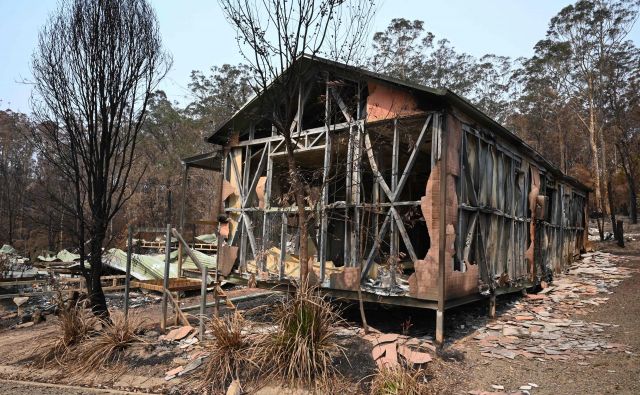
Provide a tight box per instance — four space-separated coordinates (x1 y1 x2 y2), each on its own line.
181 55 589 341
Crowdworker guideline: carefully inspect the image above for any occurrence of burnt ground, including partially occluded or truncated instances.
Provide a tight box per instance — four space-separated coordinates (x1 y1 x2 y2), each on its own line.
0 219 638 394
455 219 640 394
334 219 640 394
459 243 640 394
338 251 640 394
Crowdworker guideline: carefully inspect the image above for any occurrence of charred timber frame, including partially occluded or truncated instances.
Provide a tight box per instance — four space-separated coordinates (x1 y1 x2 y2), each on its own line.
202 68 589 343
219 75 447 327
222 89 434 266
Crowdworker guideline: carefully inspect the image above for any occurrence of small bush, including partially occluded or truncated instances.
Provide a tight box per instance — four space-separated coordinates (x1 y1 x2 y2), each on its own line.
259 283 344 387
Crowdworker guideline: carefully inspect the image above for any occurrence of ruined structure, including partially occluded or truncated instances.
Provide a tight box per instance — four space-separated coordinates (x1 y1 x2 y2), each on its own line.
181 55 589 340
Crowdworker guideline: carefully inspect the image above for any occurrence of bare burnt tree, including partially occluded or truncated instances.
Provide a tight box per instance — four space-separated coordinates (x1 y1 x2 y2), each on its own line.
219 0 375 281
31 0 171 317
0 110 35 246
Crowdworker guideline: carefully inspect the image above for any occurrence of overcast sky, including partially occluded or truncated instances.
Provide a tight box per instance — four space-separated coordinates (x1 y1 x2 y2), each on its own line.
1 0 638 114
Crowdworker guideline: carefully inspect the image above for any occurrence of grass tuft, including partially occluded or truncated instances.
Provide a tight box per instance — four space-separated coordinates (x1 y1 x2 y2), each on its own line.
369 365 426 395
258 283 345 387
70 311 145 373
35 294 96 366
199 311 258 393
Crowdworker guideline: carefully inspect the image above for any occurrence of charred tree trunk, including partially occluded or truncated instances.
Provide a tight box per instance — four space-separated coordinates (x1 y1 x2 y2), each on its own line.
607 179 618 243
7 213 13 246
600 127 614 235
617 143 638 224
284 143 309 283
615 220 625 248
31 0 169 318
557 117 566 173
88 213 109 318
629 183 638 225
47 216 55 251
587 102 605 241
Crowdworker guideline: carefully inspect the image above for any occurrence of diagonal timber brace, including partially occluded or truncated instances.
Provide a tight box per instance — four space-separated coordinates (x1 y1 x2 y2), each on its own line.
360 114 434 280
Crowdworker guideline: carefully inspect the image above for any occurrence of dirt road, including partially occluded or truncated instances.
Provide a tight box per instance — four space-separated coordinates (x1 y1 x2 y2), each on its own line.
0 379 154 395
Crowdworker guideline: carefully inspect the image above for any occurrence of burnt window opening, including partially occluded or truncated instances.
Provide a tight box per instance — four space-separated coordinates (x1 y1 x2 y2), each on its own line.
269 153 324 208
253 119 272 139
300 79 328 130
360 119 433 268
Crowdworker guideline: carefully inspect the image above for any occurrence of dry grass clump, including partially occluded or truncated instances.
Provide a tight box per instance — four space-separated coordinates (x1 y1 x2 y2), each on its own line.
71 311 145 373
369 365 427 395
198 311 258 393
370 354 463 395
258 283 344 387
35 294 96 366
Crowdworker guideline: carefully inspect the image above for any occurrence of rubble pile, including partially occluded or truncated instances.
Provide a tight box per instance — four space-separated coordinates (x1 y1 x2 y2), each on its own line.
469 252 634 362
106 291 161 310
158 325 208 381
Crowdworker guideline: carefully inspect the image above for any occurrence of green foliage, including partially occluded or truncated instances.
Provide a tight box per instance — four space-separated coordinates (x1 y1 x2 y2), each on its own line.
368 18 517 122
186 64 253 127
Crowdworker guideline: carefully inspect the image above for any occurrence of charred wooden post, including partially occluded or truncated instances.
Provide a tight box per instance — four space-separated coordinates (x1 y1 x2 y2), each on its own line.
161 223 171 332
199 251 207 340
178 165 189 277
372 149 380 258
350 123 362 267
345 126 353 266
436 113 447 345
351 82 363 269
319 75 331 282
179 165 188 232
390 118 400 287
173 228 210 340
239 143 251 272
124 225 133 319
489 293 496 319
261 135 274 273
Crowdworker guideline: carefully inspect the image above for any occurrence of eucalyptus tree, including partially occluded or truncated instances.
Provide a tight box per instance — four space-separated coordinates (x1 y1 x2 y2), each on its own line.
472 54 519 124
543 0 639 236
369 18 432 82
368 18 517 120
424 38 478 99
518 39 575 172
186 64 253 130
0 110 35 246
